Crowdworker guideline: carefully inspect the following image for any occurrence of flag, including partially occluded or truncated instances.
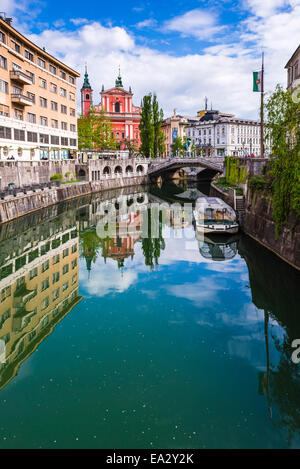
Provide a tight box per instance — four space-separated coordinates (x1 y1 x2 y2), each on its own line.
253 71 262 92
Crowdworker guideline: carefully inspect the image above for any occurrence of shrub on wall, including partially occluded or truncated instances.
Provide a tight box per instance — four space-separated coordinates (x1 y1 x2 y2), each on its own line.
225 157 248 185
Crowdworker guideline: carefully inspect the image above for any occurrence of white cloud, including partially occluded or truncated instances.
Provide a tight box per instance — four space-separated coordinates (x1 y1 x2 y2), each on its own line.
163 9 223 40
135 18 157 29
244 0 289 17
70 18 89 26
7 2 300 119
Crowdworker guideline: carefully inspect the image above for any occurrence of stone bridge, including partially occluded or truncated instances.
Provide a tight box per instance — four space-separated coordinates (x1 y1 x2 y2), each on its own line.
148 157 224 181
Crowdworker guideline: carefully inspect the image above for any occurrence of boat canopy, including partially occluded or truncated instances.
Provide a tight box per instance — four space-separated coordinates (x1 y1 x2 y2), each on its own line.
195 197 236 224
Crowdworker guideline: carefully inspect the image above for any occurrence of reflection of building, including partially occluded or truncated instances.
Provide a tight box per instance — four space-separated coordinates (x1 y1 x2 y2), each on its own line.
0 221 81 390
285 44 300 90
80 68 141 149
0 14 79 161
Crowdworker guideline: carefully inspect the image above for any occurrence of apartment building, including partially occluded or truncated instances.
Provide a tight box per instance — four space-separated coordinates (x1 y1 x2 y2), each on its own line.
285 44 300 90
186 109 269 157
0 15 80 161
161 110 199 157
0 221 81 389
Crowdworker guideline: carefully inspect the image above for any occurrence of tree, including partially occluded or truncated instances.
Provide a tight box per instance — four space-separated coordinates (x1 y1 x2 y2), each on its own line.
153 94 166 157
171 137 185 157
139 94 154 158
265 85 300 235
139 93 165 158
78 107 117 151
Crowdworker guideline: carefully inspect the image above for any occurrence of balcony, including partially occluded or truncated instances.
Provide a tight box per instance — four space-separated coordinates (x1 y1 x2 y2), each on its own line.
11 93 33 106
10 69 33 85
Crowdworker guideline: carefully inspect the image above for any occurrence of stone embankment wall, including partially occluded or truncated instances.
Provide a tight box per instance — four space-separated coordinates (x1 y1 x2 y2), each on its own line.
244 191 300 270
0 175 148 224
0 160 77 188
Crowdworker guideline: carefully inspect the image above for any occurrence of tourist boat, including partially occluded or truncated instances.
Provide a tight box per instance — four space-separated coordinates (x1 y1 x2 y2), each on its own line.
193 197 239 234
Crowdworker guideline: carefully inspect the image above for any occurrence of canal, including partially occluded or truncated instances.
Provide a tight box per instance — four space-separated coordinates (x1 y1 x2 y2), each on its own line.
0 182 299 449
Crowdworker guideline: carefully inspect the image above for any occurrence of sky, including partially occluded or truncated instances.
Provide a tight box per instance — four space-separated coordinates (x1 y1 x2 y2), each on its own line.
1 0 299 119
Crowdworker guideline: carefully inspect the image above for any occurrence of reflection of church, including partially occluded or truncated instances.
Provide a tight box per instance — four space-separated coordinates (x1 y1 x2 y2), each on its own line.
81 67 141 149
0 215 82 390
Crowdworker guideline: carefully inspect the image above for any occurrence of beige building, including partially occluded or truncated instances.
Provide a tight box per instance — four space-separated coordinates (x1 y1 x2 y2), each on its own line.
161 109 199 158
0 15 80 161
0 223 81 389
285 44 300 90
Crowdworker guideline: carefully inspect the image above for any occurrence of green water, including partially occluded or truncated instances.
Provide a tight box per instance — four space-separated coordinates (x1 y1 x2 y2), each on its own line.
0 182 299 449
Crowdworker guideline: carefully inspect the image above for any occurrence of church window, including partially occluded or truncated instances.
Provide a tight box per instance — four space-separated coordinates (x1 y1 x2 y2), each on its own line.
85 93 90 100
115 102 120 112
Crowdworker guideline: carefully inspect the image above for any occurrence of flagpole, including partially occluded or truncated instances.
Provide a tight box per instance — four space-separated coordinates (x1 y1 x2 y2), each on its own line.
260 51 264 158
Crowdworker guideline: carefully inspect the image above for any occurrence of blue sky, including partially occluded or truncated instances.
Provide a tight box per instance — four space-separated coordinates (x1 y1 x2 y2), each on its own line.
2 0 300 118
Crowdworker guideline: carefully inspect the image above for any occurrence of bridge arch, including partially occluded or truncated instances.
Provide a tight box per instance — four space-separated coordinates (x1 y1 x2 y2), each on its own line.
126 165 133 175
103 166 111 175
136 164 144 173
114 165 122 175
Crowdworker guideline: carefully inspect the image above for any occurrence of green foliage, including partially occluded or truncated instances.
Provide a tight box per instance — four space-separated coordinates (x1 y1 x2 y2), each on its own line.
225 156 248 185
50 173 63 181
139 93 165 158
265 85 300 235
78 107 117 151
171 137 185 157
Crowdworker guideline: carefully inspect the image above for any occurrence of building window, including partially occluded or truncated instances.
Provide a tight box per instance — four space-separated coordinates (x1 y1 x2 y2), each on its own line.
115 102 120 112
40 97 47 108
0 31 6 44
70 124 76 132
60 88 67 97
38 57 46 68
69 76 75 84
40 117 48 126
25 50 34 61
61 137 68 146
41 278 50 292
14 129 25 140
51 135 59 145
0 55 7 69
40 133 49 143
27 112 36 123
50 83 57 93
60 70 66 80
69 92 75 101
27 131 38 142
70 138 77 146
0 105 9 117
70 108 75 116
0 79 8 94
14 109 23 120
61 122 67 130
39 78 47 89
18 148 23 157
51 101 58 111
11 39 21 53
27 92 35 103
85 93 90 100
0 126 11 139
29 267 38 280
61 105 67 114
26 71 35 84
13 85 22 95
49 64 56 75
51 119 58 129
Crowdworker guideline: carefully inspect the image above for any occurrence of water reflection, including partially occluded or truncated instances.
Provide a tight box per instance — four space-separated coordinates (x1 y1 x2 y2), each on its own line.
0 183 299 448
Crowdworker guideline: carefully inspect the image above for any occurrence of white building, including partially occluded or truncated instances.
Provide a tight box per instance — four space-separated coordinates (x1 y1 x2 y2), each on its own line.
186 110 268 157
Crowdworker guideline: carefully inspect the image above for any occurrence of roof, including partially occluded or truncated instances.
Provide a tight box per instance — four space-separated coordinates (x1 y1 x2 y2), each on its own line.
285 44 300 68
0 17 80 77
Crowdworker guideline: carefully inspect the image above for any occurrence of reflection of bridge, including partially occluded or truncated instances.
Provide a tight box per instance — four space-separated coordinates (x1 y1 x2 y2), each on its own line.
148 157 224 180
